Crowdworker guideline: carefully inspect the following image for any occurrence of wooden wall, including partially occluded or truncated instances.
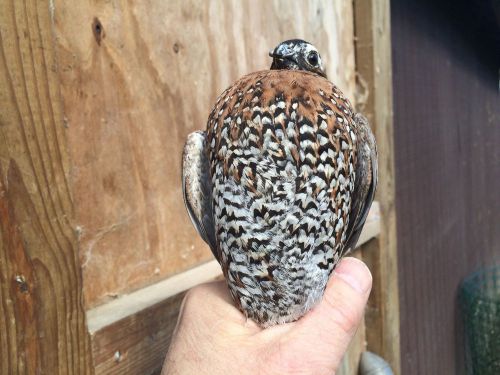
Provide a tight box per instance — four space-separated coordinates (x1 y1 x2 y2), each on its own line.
2 1 385 374
52 0 357 308
391 0 500 374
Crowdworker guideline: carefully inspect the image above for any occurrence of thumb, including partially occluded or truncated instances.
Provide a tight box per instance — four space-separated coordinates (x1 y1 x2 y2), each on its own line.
295 257 372 370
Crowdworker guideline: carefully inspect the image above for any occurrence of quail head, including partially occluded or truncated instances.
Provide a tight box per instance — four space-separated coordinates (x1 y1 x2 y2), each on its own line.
182 39 377 327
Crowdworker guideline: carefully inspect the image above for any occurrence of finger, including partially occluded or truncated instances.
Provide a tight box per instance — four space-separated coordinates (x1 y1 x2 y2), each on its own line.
181 280 262 332
164 281 240 375
292 257 372 370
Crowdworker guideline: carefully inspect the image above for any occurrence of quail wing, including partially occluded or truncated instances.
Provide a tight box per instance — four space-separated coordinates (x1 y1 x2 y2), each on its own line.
182 131 218 259
344 113 378 253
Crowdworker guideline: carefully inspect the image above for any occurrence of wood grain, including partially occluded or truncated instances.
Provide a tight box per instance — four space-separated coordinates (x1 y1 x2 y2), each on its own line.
91 293 185 375
353 0 401 373
0 0 93 373
51 0 357 308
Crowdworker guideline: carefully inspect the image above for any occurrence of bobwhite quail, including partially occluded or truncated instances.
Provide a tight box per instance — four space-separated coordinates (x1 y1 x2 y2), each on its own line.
182 39 377 327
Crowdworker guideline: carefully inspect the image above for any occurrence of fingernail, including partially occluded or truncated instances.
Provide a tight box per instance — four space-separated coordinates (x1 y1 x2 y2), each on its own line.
334 257 372 293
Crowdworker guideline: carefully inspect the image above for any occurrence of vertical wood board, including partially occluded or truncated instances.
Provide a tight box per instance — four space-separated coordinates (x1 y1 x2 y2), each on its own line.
0 0 93 373
353 0 401 373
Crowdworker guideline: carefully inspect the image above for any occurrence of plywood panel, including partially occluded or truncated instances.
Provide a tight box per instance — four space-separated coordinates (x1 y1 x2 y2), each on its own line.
52 0 357 307
0 0 93 373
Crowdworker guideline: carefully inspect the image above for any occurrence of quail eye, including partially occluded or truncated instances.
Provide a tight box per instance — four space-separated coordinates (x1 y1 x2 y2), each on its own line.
307 51 319 66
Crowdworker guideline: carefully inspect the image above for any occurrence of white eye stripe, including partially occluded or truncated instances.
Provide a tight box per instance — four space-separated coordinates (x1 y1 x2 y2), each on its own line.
303 45 322 66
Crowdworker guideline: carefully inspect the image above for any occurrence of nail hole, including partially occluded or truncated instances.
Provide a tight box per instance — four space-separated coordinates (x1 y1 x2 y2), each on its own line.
92 17 105 45
15 275 29 294
173 42 180 54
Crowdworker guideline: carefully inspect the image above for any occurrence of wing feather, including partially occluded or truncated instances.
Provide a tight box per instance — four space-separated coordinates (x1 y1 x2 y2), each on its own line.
344 113 378 253
182 131 218 259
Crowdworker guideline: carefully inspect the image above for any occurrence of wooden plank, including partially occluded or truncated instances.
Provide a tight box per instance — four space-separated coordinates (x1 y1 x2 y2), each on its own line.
0 0 93 373
91 293 185 375
353 0 401 373
87 205 379 375
87 260 222 334
51 0 357 308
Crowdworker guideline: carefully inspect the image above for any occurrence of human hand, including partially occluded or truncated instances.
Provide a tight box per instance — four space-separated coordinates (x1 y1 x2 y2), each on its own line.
162 257 372 375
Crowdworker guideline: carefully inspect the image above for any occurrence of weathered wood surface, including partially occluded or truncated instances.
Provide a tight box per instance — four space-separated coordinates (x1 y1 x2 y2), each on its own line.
87 205 379 375
354 0 401 373
0 0 93 373
52 0 357 308
91 293 185 375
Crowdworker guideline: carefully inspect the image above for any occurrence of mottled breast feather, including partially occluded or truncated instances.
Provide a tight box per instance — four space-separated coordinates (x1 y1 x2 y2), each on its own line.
204 70 373 326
